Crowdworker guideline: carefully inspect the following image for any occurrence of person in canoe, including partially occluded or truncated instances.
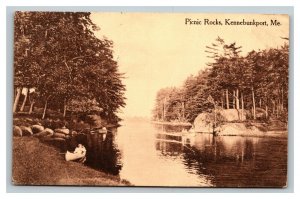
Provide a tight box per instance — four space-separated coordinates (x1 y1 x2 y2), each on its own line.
65 144 87 163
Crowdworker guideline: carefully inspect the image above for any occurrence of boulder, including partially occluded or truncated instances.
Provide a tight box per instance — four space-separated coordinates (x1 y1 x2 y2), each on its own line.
55 127 70 135
20 126 33 136
52 137 66 142
218 109 246 122
33 128 54 138
53 132 67 139
43 128 54 134
13 126 22 137
31 124 44 134
218 123 262 136
25 118 33 122
193 109 247 133
193 113 214 133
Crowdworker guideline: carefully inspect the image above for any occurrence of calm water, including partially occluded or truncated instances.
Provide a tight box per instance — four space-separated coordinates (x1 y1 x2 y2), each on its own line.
70 119 287 187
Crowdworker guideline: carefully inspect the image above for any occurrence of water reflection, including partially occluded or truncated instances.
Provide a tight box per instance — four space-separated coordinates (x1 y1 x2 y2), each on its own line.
153 123 190 133
156 141 183 157
116 121 212 186
67 131 122 175
154 131 286 187
69 120 287 187
189 135 259 163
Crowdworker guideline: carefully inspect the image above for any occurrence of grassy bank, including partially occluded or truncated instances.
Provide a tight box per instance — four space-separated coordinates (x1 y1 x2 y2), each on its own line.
12 137 130 186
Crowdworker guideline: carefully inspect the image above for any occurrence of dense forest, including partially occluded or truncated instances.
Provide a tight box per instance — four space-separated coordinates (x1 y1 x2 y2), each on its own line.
153 37 289 124
13 12 126 124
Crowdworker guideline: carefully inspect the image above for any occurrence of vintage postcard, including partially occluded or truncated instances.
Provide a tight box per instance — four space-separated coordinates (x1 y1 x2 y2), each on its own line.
12 12 289 187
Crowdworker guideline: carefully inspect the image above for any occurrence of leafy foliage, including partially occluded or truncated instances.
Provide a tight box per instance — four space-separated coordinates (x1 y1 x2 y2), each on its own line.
14 12 126 123
153 37 289 123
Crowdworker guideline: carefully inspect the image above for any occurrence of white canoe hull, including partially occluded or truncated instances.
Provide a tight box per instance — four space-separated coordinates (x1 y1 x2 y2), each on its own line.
65 150 86 161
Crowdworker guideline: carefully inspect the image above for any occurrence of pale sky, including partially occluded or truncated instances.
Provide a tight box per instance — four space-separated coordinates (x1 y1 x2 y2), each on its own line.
90 13 289 117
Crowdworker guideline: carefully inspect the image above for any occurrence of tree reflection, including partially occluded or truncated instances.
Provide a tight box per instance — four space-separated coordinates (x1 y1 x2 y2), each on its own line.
68 130 122 175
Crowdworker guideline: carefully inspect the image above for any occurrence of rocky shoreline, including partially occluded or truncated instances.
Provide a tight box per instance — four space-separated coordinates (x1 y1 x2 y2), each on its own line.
191 110 288 138
12 116 130 186
192 122 287 138
151 120 192 127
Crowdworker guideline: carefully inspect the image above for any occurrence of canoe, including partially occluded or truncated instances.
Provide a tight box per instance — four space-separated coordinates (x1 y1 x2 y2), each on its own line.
65 150 86 161
65 147 86 161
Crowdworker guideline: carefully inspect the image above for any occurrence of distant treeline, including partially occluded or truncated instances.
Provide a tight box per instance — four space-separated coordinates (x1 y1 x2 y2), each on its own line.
13 12 126 123
153 37 289 123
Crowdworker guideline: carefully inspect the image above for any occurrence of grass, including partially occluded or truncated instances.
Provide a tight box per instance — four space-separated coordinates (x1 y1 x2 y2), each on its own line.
12 137 131 186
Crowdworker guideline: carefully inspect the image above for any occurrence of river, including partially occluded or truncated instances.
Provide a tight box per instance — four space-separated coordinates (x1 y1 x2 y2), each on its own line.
74 119 287 187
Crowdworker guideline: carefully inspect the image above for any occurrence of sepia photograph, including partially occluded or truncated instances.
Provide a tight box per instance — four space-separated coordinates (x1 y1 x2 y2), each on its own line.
12 12 289 187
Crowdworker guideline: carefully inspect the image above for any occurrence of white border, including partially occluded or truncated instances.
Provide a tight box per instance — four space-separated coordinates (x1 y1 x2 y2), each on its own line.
1 0 298 198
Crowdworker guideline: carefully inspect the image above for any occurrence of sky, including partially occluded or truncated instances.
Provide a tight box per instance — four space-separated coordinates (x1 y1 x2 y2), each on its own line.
90 13 289 118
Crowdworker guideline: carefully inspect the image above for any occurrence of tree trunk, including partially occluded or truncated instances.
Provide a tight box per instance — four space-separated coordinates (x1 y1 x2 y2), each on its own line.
163 98 165 121
163 97 166 121
182 102 185 121
213 102 217 136
232 90 235 109
236 89 239 109
221 91 224 109
63 99 67 118
259 98 262 108
214 103 216 124
13 87 22 113
241 93 244 121
29 102 35 114
252 86 256 119
277 88 281 114
20 87 28 112
281 87 284 111
226 89 229 109
276 99 279 118
42 98 49 119
265 105 268 119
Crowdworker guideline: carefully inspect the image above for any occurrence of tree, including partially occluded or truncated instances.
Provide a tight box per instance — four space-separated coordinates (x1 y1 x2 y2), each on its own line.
206 37 242 111
153 37 289 125
14 12 126 123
